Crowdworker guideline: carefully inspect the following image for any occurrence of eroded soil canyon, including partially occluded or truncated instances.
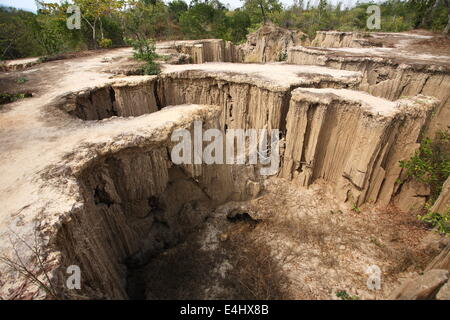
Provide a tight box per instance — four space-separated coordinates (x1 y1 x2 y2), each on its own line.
0 27 449 300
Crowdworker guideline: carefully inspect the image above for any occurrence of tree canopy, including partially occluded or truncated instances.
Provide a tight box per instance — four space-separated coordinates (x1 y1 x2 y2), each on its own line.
1 0 449 60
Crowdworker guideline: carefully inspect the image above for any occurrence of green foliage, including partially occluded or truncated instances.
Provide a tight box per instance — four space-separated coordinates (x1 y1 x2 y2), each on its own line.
277 51 288 61
336 290 359 300
33 9 70 55
0 92 32 105
227 10 252 43
400 131 450 236
128 38 157 61
418 209 450 236
141 62 161 75
381 15 413 32
98 38 113 48
179 1 228 39
123 0 169 40
399 131 450 234
1 0 449 60
127 38 160 75
16 77 28 84
99 15 125 46
0 7 43 59
37 55 57 63
352 203 361 213
242 0 283 24
399 131 450 204
168 0 188 22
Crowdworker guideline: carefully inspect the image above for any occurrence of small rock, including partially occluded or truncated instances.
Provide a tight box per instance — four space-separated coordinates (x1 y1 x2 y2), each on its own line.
394 180 429 213
218 233 228 242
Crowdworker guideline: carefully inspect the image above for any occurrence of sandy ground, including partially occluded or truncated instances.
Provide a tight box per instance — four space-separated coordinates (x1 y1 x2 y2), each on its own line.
0 48 135 226
293 88 397 115
162 62 361 89
371 31 450 57
332 46 450 64
1 57 40 67
133 177 443 300
309 31 450 66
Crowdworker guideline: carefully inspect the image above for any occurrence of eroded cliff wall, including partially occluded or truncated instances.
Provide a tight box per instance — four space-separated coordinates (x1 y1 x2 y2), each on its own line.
280 88 437 206
52 104 265 299
67 77 159 120
171 40 242 64
0 57 442 300
288 46 450 137
237 22 310 63
311 31 368 48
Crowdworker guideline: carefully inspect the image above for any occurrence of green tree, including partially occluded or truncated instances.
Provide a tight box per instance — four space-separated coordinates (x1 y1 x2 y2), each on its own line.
0 7 41 59
168 0 188 22
123 0 168 40
179 1 228 39
242 0 282 24
39 0 125 46
399 131 450 204
228 9 251 42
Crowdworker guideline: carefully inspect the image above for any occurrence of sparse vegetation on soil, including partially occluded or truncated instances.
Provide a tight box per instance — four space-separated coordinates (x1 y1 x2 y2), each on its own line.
127 38 161 75
400 130 450 204
0 92 32 105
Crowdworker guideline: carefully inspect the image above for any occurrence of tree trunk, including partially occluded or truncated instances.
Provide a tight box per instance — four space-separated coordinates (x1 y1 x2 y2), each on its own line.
1 41 13 59
421 0 441 27
82 16 97 48
93 21 97 45
100 18 104 40
259 1 267 23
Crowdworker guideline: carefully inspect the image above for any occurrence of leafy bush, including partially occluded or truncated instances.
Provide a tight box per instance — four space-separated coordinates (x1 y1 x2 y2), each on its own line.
130 39 158 62
141 62 161 76
336 290 359 300
400 131 450 234
418 209 450 236
400 131 450 204
351 203 361 213
98 38 113 48
126 38 161 75
37 56 48 63
277 51 288 62
381 16 413 32
15 77 27 84
0 92 32 105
